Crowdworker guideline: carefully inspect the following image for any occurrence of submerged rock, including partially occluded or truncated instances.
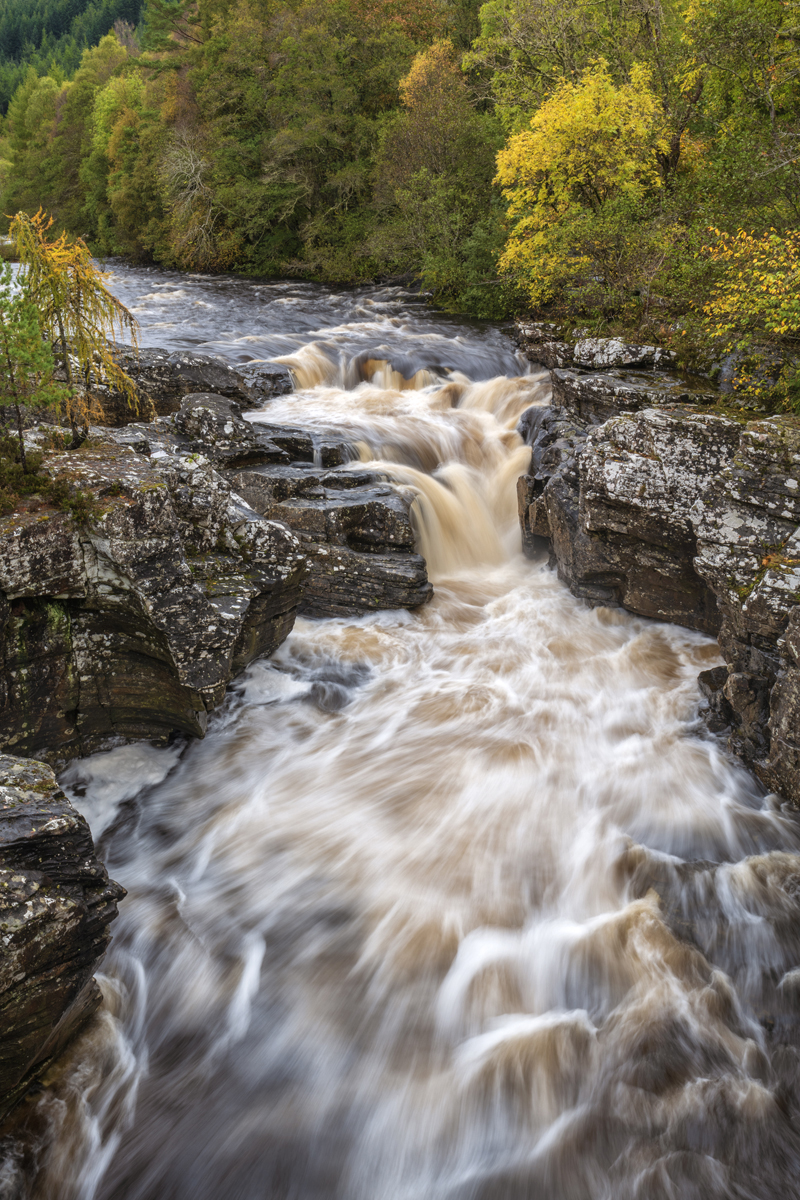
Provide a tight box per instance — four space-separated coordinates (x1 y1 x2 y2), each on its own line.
0 754 123 1121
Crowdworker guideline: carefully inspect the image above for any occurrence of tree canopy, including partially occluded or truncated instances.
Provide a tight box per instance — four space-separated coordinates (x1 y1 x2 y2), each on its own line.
3 0 800 381
0 0 144 112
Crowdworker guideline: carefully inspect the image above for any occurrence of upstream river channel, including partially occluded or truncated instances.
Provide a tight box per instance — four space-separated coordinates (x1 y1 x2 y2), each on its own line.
6 268 800 1200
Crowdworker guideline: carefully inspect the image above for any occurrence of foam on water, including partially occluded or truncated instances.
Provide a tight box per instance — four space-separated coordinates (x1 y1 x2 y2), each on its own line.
6 269 800 1200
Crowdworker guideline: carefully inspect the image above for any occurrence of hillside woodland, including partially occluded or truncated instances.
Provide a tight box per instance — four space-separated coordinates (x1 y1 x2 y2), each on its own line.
0 0 144 112
1 0 800 402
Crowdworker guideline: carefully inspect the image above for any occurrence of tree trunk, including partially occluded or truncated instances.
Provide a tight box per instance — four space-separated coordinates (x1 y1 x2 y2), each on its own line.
57 313 84 447
14 403 27 473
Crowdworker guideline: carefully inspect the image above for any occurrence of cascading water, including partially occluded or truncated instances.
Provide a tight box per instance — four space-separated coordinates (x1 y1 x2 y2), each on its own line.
4 270 800 1200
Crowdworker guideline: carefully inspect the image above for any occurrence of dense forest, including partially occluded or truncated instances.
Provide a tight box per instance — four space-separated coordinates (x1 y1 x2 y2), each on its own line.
1 0 800 398
0 0 144 113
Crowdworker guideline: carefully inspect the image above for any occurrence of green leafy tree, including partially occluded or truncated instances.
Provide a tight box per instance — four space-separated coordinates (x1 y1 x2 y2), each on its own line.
681 0 800 222
0 0 144 114
84 64 169 258
372 39 509 313
0 261 65 471
466 0 688 129
2 70 66 218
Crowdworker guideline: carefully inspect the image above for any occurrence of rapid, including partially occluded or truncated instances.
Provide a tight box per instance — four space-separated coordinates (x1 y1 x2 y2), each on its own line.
5 269 800 1200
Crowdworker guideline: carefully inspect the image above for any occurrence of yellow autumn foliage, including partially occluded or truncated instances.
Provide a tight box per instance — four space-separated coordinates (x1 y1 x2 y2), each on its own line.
10 209 139 430
704 228 800 344
703 227 800 399
495 61 670 305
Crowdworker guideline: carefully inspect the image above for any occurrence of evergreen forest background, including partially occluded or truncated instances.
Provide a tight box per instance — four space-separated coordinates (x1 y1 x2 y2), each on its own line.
1 0 800 393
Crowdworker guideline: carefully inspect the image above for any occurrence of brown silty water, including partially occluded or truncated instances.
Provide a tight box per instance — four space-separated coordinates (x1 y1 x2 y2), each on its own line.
4 273 800 1200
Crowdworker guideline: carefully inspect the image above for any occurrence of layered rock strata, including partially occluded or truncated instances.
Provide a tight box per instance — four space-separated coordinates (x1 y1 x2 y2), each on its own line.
0 387 432 761
515 322 679 373
0 754 123 1121
518 363 800 805
231 462 432 617
0 429 306 761
121 393 433 619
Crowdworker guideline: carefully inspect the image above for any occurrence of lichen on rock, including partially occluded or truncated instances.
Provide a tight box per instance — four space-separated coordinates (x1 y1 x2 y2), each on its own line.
0 753 124 1121
518 350 800 807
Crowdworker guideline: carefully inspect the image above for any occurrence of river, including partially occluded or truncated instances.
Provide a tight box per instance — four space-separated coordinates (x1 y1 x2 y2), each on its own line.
7 268 800 1200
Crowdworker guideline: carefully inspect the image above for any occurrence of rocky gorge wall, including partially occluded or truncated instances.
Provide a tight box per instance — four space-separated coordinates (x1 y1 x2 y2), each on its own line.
0 357 431 766
516 324 800 807
0 754 123 1124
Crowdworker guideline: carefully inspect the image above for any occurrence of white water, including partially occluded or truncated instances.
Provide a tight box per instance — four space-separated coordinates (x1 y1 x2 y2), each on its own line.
5 275 800 1200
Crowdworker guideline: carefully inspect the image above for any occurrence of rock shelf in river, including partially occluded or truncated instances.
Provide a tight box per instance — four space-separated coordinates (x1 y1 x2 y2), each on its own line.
517 326 800 807
0 375 432 764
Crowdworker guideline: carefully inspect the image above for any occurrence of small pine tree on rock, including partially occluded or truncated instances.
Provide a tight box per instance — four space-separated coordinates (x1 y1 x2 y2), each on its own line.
0 261 66 472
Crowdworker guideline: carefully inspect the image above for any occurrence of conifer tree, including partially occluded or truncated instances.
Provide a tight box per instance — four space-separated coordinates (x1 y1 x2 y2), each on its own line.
9 208 139 437
0 262 65 471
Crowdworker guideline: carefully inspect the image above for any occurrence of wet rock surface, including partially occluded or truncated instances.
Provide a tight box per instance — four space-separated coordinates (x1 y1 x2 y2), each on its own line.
106 399 431 619
231 460 432 617
0 436 306 761
518 356 800 805
88 345 262 426
112 409 430 619
0 365 432 762
0 755 123 1121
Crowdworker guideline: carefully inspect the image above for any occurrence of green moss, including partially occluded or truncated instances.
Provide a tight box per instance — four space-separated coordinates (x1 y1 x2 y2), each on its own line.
43 602 69 634
0 431 99 522
692 403 752 424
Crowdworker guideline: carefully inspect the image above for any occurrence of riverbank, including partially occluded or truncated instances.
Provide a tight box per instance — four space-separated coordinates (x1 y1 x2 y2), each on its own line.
514 322 800 807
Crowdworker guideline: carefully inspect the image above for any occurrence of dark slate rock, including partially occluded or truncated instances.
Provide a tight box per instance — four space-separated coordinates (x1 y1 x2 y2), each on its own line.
518 397 800 806
0 442 306 761
0 755 124 1121
230 461 432 617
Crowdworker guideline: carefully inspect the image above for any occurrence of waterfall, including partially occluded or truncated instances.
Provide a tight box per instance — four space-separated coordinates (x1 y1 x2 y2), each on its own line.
8 269 800 1200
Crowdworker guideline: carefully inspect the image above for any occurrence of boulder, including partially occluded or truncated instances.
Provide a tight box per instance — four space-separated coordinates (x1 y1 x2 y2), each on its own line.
0 393 434 761
515 323 576 370
0 440 306 762
174 393 291 467
515 322 678 374
551 368 718 424
86 346 259 426
0 754 124 1121
230 461 433 617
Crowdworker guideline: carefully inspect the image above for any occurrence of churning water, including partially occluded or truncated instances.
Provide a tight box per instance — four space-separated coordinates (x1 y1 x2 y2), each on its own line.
5 271 800 1200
